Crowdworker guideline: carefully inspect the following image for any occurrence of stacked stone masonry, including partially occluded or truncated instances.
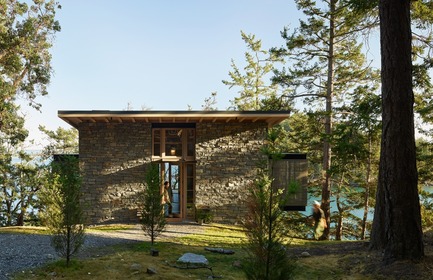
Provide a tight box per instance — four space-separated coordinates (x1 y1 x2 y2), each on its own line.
78 121 268 225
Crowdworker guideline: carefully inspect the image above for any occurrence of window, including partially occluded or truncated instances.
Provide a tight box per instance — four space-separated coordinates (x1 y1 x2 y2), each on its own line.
152 127 195 160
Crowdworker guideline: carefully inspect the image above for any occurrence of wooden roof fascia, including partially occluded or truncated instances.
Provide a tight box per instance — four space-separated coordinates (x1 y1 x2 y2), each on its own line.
58 111 290 127
64 118 80 127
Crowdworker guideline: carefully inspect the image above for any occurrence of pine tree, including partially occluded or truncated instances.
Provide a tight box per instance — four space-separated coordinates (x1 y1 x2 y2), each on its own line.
242 129 294 280
272 0 379 239
139 163 166 249
40 155 85 266
370 0 424 262
223 31 292 111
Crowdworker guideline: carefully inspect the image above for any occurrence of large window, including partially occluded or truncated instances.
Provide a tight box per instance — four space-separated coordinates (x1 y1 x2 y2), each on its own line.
152 127 195 161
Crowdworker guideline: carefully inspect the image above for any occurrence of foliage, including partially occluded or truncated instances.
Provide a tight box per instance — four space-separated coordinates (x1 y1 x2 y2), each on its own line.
39 155 85 266
195 206 213 223
38 125 79 159
243 172 295 279
271 0 380 240
0 0 61 228
417 139 433 186
282 211 311 239
0 0 60 143
242 129 295 280
0 102 45 226
419 189 433 229
331 90 381 240
201 92 218 111
411 0 433 131
223 31 292 111
139 163 166 247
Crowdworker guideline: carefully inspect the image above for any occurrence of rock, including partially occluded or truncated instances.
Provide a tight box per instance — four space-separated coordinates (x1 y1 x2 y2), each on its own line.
147 267 157 274
130 263 142 271
204 247 235 254
177 253 209 265
300 251 311 257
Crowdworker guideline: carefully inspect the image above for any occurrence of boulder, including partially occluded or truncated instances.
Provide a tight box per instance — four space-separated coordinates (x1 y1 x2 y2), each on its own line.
177 253 209 266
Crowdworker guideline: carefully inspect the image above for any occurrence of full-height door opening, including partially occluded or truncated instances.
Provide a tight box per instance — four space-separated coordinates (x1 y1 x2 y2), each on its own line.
162 162 180 218
160 161 195 220
152 124 196 221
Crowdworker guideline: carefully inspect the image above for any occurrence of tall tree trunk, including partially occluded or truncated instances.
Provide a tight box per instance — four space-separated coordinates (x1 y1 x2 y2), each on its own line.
321 0 336 240
370 0 424 262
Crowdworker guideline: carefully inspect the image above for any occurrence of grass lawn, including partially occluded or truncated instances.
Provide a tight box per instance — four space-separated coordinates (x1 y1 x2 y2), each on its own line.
6 224 412 279
10 224 250 280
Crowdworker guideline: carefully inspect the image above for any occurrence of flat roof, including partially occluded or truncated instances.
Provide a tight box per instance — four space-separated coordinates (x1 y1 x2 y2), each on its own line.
58 110 290 128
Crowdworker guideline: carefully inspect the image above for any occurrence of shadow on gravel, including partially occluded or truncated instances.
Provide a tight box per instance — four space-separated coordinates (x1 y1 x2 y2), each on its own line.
0 232 142 280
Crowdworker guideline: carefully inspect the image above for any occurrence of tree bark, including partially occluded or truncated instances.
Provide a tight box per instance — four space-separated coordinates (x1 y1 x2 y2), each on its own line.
370 0 424 262
321 0 336 240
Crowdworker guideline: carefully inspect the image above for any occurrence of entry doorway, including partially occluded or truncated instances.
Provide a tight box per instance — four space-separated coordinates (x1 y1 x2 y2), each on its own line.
162 162 181 218
152 125 196 221
159 161 195 221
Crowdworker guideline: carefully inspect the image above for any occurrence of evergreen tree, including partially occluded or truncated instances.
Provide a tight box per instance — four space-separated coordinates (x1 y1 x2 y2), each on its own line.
242 129 294 280
139 163 166 248
272 0 379 239
40 155 85 266
370 0 424 262
223 31 292 111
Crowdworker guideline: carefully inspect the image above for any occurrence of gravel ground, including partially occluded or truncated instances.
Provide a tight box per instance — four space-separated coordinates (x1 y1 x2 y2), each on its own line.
0 222 204 280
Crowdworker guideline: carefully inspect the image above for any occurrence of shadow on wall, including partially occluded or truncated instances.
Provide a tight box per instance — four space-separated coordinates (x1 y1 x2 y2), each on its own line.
81 162 148 225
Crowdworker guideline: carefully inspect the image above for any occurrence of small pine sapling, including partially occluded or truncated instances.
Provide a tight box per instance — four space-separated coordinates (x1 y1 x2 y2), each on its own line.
139 163 166 250
40 155 85 267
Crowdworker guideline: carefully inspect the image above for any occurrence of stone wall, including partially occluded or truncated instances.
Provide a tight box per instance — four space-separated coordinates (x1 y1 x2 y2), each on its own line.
78 121 268 225
78 122 151 224
195 122 267 224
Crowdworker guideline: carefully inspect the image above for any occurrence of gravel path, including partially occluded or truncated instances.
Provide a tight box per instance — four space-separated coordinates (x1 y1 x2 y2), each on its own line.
0 222 204 280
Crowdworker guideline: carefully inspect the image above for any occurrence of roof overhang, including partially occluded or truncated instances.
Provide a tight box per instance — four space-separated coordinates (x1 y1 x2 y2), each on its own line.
58 110 290 129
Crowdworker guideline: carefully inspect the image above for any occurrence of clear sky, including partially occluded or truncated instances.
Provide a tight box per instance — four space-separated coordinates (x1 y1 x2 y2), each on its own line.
20 0 301 148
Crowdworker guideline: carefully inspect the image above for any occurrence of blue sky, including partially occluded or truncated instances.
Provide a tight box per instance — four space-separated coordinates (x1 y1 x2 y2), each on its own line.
21 0 301 148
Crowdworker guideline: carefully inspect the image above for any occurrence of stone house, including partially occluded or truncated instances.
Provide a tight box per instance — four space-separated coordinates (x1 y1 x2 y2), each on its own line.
58 110 299 225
